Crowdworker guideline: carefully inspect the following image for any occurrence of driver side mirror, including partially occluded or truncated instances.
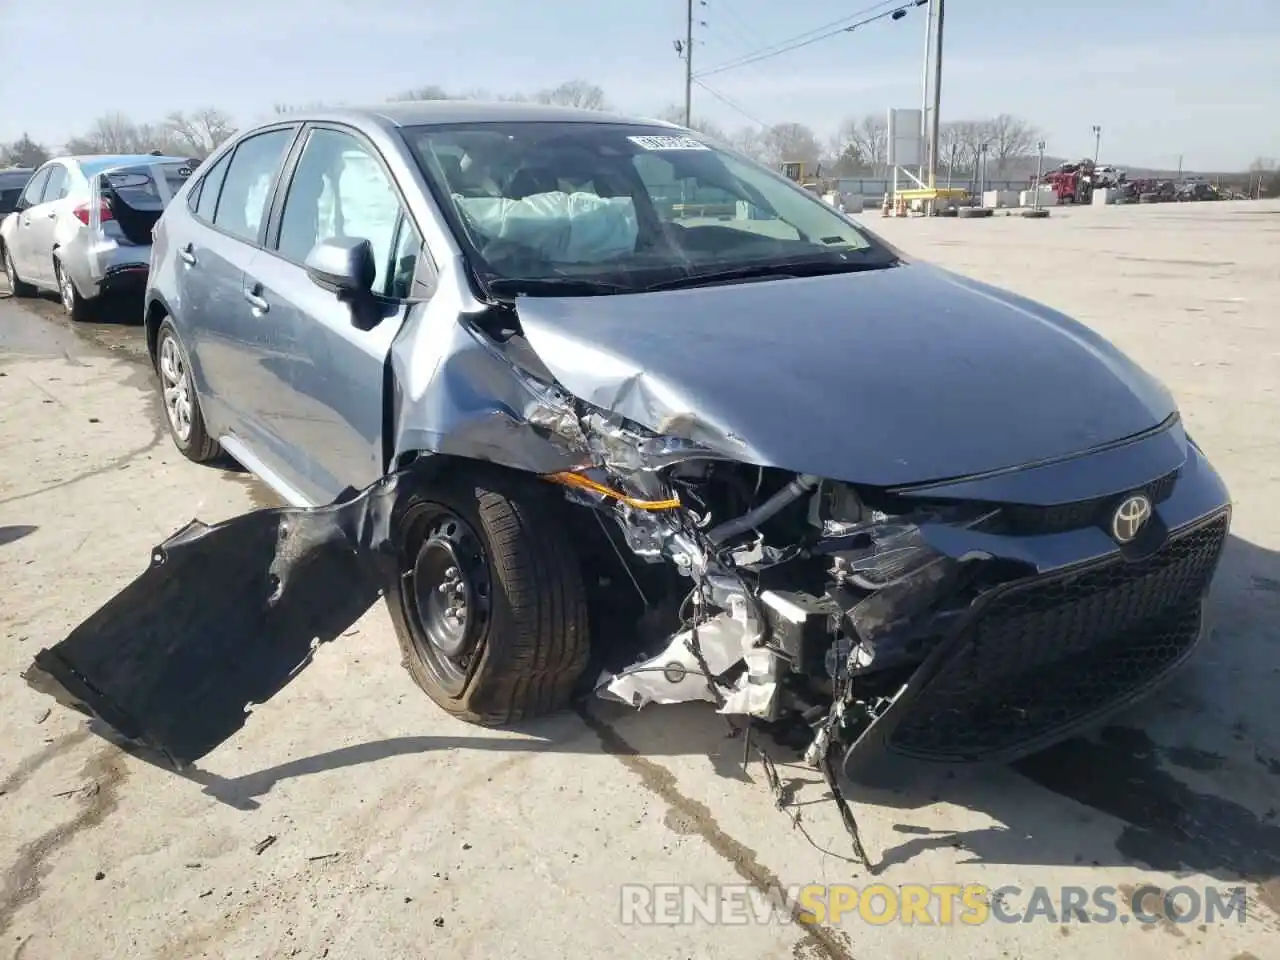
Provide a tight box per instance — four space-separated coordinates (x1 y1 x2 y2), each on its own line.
304 237 375 298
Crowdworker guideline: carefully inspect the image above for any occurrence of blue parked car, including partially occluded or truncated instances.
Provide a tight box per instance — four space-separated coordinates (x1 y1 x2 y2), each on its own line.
25 103 1230 785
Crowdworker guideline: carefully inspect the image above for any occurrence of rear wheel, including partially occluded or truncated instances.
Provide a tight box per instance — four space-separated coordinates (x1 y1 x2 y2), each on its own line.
54 258 95 322
2 245 36 297
388 470 590 725
155 319 220 463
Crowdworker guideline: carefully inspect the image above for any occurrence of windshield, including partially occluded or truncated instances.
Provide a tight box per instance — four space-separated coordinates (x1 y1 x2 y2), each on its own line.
401 121 894 294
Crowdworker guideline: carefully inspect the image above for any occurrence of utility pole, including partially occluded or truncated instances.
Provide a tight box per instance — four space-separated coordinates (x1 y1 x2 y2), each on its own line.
1092 125 1101 166
1033 140 1045 211
684 0 694 127
927 0 945 190
919 0 933 182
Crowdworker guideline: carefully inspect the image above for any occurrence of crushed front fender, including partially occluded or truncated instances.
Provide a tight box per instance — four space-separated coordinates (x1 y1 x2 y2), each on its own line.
22 473 410 768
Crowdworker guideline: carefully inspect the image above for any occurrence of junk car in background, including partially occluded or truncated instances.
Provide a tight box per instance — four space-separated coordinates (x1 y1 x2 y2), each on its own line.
0 153 194 319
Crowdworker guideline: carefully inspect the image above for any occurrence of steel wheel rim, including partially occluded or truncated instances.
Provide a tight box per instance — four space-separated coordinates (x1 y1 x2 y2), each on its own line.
401 504 492 695
5 251 17 288
58 265 74 312
158 334 193 442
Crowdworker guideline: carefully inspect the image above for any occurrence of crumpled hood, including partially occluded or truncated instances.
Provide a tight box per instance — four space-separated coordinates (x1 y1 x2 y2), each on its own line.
513 263 1177 487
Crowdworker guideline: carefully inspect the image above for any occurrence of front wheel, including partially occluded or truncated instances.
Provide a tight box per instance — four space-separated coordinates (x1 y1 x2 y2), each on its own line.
3 245 36 297
55 258 95 322
388 470 590 726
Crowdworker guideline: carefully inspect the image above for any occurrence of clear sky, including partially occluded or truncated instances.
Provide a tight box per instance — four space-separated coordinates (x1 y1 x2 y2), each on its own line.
1 0 1276 170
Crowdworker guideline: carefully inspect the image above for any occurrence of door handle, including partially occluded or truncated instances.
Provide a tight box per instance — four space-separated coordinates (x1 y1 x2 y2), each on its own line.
178 243 196 266
45 209 57 219
20 217 30 227
244 286 270 314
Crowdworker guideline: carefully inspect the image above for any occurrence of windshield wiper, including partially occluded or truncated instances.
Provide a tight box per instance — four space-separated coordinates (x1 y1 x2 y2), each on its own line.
484 276 635 298
642 253 895 292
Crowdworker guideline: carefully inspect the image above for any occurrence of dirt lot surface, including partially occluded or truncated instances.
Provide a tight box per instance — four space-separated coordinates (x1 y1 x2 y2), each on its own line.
2 200 1279 960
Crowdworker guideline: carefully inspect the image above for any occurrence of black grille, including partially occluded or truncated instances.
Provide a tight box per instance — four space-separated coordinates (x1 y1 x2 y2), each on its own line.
1001 468 1180 535
889 510 1229 762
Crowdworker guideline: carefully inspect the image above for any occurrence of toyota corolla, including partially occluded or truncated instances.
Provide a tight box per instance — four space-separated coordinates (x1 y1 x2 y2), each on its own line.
24 103 1231 800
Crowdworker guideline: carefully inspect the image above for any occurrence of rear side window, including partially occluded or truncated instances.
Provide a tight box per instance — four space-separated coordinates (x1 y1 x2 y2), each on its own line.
42 165 69 202
191 152 232 223
211 128 294 243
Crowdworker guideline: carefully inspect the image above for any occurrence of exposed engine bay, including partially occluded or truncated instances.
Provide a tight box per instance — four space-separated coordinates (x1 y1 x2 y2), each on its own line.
521 380 1000 760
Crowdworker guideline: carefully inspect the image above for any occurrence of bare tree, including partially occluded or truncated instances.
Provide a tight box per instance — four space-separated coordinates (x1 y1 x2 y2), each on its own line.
837 114 887 175
532 80 609 111
987 114 1038 176
1 134 49 167
162 108 236 158
759 122 821 168
273 101 340 114
727 126 768 162
390 85 457 102
827 140 866 177
654 104 727 142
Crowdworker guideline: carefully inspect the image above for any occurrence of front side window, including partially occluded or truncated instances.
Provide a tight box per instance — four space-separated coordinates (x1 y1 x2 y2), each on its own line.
212 128 295 243
276 128 408 296
19 168 51 207
401 121 892 294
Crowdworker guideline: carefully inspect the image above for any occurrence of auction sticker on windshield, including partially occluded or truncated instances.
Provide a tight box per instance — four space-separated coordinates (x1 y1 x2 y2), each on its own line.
627 135 709 151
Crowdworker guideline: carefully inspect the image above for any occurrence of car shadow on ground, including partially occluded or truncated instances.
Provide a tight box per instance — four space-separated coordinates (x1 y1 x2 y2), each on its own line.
101 533 1280 904
0 525 38 546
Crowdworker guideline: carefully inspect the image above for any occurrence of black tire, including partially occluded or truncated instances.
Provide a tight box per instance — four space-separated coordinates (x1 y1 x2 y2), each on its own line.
1020 208 1051 219
2 244 36 297
957 206 993 218
154 319 220 463
388 469 590 726
54 258 96 322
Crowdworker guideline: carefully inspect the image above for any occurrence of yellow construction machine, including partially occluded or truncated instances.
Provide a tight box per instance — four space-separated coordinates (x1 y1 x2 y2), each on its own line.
779 161 832 194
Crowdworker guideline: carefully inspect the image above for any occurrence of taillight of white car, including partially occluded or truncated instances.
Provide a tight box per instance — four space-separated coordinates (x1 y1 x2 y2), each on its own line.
72 200 113 226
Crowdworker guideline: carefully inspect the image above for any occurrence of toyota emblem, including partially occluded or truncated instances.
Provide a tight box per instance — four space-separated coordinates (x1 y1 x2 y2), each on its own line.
1111 494 1152 543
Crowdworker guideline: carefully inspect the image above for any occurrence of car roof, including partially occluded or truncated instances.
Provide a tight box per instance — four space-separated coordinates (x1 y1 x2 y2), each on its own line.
71 154 191 174
276 100 678 131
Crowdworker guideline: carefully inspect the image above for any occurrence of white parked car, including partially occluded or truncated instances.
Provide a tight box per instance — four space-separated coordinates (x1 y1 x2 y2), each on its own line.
0 153 194 320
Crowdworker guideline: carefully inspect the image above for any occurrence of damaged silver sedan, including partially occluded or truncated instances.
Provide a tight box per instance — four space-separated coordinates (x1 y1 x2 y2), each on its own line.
26 103 1231 794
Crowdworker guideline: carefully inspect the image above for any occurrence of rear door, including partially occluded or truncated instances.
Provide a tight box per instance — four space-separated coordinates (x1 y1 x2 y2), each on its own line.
248 124 430 503
9 166 51 277
176 127 300 482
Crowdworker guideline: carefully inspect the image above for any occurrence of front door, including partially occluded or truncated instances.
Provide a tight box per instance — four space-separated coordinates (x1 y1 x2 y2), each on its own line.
245 125 428 503
9 167 50 278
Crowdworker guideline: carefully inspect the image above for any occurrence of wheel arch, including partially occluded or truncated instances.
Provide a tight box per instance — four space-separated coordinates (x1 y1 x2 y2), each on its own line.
145 294 175 362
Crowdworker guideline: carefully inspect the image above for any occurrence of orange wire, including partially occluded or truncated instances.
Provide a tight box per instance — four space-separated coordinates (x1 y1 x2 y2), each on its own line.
544 471 681 511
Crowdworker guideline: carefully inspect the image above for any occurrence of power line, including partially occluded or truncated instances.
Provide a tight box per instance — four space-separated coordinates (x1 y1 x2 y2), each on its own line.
695 0 900 76
710 0 772 52
696 0 926 79
690 77 770 129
